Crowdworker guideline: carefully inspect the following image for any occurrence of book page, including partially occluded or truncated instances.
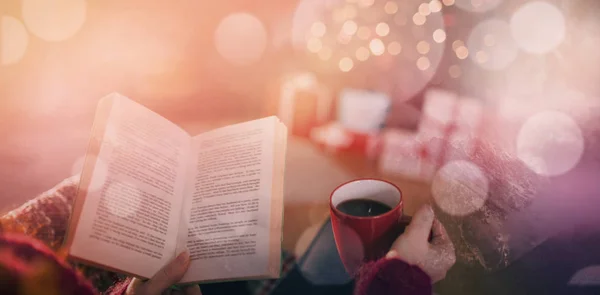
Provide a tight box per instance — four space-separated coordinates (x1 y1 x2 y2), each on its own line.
67 94 190 278
177 117 283 282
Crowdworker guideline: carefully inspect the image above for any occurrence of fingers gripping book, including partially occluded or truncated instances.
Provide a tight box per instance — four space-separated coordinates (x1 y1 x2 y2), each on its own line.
65 93 287 283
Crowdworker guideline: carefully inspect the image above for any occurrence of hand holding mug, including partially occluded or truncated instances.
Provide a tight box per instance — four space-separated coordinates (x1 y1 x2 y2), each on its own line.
330 179 406 275
387 205 456 283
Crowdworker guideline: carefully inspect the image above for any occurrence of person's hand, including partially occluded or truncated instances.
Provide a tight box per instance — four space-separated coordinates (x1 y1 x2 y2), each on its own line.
386 204 456 283
126 249 202 295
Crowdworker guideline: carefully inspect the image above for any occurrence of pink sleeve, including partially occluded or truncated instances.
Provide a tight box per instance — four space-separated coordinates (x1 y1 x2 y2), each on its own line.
105 277 132 295
354 258 432 295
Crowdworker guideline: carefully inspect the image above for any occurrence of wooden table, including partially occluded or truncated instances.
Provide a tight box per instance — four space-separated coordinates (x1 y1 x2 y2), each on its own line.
281 137 552 276
281 137 432 256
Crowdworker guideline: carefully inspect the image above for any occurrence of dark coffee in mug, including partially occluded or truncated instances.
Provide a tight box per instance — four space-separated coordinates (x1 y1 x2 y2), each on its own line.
336 198 393 217
330 179 404 274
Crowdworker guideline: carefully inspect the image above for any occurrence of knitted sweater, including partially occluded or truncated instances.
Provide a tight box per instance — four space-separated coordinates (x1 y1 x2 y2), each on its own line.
0 232 431 295
0 176 432 295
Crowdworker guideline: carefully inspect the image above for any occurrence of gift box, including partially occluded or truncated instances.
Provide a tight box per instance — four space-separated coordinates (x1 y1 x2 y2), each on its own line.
277 73 333 137
309 122 354 153
308 88 391 156
378 129 437 182
337 89 391 134
310 122 382 158
418 89 485 165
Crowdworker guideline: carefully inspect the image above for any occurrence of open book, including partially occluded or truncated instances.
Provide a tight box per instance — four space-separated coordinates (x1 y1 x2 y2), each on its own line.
65 93 287 283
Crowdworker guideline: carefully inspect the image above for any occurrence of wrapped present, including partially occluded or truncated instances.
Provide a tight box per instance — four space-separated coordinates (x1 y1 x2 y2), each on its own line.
418 89 485 165
378 129 437 182
337 88 391 134
278 73 333 137
421 89 457 127
309 122 353 153
448 97 484 160
310 122 382 157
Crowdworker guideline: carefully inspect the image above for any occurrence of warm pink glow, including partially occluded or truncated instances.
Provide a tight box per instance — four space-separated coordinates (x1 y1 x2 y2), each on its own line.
454 0 502 13
432 160 489 216
467 19 518 71
215 13 268 66
22 0 87 41
1 16 29 65
510 1 566 54
517 111 584 176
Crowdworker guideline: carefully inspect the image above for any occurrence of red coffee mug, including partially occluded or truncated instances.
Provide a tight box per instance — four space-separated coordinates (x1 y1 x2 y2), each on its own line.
330 178 407 275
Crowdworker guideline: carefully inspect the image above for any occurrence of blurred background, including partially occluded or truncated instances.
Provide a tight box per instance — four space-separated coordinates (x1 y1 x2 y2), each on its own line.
3 0 600 293
1 0 600 250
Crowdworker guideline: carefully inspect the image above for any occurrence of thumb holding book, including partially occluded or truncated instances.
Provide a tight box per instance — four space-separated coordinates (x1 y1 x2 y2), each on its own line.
126 248 202 295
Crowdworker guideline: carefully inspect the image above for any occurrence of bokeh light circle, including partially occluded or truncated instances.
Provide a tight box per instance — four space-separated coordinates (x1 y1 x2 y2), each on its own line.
432 160 489 216
467 19 518 71
454 0 502 13
449 64 461 78
1 16 29 65
342 20 358 35
455 46 469 59
215 12 268 66
569 265 600 286
433 29 446 43
369 38 385 56
516 111 584 176
307 37 323 53
375 22 390 37
293 0 445 101
387 41 402 55
292 0 343 49
417 41 430 54
339 57 354 72
295 223 322 258
452 40 464 51
413 13 426 26
102 180 143 219
356 46 370 61
22 0 87 42
417 56 430 70
385 1 399 14
510 1 565 54
396 0 447 100
311 21 327 37
429 0 443 12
